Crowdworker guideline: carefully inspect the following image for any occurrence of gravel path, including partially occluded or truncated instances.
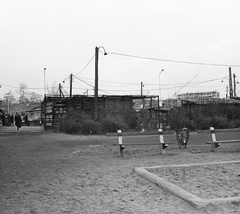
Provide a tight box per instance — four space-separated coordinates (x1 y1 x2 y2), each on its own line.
0 132 240 214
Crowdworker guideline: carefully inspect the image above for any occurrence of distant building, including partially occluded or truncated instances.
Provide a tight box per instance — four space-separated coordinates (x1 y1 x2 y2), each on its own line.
177 91 220 100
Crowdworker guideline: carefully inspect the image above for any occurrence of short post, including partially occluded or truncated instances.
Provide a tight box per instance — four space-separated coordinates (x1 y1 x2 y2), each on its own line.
118 130 125 157
159 129 168 154
210 127 221 151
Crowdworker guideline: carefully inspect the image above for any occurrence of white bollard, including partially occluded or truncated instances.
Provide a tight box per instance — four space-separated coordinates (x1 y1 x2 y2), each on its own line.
118 130 125 157
159 129 168 154
210 127 220 151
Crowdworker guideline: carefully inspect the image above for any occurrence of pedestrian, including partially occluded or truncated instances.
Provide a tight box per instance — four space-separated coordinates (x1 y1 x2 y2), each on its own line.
24 115 29 126
1 114 5 126
15 112 22 130
10 114 14 126
7 114 11 126
5 114 8 126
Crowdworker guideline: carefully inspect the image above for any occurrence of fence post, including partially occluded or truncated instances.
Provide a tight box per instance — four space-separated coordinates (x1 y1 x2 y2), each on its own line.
210 127 221 151
159 129 168 154
118 130 125 157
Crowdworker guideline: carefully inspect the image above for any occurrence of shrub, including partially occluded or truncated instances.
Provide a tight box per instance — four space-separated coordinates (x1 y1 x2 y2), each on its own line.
167 108 182 130
181 118 195 131
81 119 102 134
61 120 82 134
195 116 211 130
101 115 128 132
210 116 228 129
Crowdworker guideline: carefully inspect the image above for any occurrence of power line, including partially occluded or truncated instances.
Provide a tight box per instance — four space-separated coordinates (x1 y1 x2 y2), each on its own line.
73 75 94 88
79 76 139 86
74 54 95 76
0 83 56 90
73 76 114 95
108 52 240 67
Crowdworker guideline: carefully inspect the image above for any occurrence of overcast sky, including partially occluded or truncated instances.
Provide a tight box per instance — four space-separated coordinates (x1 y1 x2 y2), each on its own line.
1 0 240 100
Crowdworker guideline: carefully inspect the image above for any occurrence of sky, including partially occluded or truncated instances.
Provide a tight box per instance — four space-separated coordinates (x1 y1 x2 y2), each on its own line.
1 0 240 100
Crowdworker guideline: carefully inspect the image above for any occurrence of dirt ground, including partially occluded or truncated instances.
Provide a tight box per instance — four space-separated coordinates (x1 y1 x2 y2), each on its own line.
1 130 240 214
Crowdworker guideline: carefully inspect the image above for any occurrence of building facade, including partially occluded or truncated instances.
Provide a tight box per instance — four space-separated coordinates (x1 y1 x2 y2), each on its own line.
177 91 220 100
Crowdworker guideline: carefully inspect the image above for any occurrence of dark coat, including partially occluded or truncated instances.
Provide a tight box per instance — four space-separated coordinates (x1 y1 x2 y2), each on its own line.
15 115 22 127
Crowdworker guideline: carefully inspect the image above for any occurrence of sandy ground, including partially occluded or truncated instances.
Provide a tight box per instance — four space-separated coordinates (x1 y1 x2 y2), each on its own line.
149 163 240 199
1 130 240 214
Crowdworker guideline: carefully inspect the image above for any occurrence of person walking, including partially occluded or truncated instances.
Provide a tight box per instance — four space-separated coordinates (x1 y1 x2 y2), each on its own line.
7 114 11 126
24 115 29 126
15 112 22 130
1 114 5 126
10 114 14 126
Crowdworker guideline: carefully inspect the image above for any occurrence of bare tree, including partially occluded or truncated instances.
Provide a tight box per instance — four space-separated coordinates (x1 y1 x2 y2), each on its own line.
28 92 42 104
46 81 59 96
16 83 28 104
3 91 16 113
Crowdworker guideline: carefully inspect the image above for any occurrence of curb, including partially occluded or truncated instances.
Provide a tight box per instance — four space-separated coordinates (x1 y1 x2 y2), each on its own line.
135 160 240 209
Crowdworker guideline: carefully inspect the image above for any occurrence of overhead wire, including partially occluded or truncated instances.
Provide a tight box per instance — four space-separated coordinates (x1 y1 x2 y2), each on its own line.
73 75 94 88
74 53 95 76
108 52 240 67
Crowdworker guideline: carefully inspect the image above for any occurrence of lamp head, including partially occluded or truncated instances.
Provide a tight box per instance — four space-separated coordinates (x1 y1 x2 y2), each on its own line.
98 46 107 56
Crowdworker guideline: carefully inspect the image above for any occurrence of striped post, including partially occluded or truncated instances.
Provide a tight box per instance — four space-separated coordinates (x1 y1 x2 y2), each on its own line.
210 127 221 151
118 130 125 157
159 129 168 154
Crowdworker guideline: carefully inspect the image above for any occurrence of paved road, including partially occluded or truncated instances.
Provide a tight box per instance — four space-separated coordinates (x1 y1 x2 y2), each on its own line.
1 126 240 148
0 125 43 134
109 130 240 146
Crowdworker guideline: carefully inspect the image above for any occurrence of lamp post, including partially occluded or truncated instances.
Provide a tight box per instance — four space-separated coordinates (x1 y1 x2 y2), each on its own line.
63 73 73 98
44 68 46 99
158 69 164 129
159 69 164 106
95 46 107 120
221 78 229 99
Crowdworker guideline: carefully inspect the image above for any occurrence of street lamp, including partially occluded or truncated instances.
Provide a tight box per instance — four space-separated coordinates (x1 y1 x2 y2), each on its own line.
62 73 73 97
95 46 107 120
159 69 164 106
221 78 229 99
44 68 46 99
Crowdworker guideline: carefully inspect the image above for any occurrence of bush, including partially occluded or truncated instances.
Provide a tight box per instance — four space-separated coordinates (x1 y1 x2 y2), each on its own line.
210 116 228 129
101 115 128 132
61 120 82 134
181 118 195 131
59 112 101 134
195 116 212 130
167 108 182 130
81 119 102 134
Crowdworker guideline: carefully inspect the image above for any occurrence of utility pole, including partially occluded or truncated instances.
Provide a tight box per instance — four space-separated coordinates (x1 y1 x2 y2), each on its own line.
233 73 236 97
141 82 144 109
44 68 46 99
226 86 229 99
94 46 107 120
70 73 73 98
229 67 233 98
59 83 64 97
95 47 99 120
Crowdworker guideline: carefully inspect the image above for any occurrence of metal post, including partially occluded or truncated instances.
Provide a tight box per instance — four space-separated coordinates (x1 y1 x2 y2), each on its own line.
229 67 233 98
233 73 236 97
141 82 144 109
159 69 164 106
70 73 73 98
95 47 99 120
44 68 46 98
